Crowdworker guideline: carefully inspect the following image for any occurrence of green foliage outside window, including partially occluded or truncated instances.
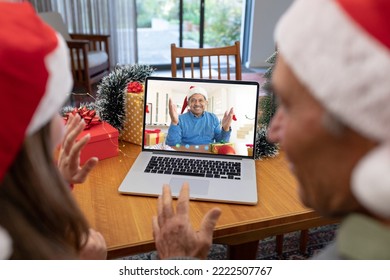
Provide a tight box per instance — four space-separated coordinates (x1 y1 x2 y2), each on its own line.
136 0 242 47
204 1 242 46
136 0 177 28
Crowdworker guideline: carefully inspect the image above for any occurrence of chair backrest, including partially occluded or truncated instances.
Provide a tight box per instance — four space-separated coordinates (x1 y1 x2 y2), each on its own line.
38 12 72 41
171 41 242 80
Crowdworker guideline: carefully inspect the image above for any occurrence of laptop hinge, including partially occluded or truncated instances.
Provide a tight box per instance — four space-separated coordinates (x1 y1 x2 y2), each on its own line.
151 150 244 160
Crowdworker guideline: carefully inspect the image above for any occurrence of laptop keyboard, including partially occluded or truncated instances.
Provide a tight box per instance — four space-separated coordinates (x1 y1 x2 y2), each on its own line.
144 156 241 180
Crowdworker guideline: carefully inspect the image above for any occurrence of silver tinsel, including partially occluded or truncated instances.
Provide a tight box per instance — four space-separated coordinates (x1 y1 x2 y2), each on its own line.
255 51 279 159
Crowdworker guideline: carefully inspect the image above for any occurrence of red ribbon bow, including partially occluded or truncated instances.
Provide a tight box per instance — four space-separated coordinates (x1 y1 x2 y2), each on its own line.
145 129 161 134
127 81 143 93
63 106 101 130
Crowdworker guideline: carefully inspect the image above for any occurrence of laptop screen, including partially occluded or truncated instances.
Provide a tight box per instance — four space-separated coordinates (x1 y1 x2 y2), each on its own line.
142 77 259 159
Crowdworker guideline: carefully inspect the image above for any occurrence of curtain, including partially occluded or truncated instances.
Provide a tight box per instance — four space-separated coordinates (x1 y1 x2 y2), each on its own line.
29 0 138 65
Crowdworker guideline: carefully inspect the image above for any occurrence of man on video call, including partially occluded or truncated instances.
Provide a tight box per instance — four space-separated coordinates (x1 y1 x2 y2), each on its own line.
166 86 234 146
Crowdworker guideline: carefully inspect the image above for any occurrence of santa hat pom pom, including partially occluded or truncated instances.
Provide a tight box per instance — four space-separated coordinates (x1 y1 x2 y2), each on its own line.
352 143 390 218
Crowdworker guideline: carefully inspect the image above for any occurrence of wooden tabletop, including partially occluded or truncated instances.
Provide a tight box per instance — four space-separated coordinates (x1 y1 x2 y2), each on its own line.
73 142 337 259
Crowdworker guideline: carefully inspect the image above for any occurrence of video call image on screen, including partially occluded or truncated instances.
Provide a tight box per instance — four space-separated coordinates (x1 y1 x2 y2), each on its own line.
143 78 259 158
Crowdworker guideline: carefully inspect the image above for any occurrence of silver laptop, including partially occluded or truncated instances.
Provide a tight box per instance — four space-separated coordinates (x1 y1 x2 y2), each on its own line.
118 76 259 205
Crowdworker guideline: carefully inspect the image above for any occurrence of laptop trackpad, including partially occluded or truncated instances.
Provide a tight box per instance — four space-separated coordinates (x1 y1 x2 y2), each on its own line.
169 178 209 196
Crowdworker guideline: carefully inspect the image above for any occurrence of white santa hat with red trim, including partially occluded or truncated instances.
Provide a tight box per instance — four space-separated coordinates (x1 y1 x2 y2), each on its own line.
180 86 208 114
275 0 390 217
0 2 72 182
187 86 208 101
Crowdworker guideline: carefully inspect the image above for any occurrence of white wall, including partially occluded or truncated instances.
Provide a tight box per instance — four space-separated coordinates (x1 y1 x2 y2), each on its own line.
246 0 293 68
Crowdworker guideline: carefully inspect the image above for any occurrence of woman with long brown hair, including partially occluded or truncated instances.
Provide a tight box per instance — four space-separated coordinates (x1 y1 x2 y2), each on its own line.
0 1 105 259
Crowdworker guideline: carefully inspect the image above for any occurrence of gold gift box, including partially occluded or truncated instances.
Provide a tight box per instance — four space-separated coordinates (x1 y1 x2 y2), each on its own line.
144 130 165 146
120 91 144 145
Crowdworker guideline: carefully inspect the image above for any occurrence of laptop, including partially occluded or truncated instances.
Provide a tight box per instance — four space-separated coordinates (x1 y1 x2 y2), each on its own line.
118 76 259 205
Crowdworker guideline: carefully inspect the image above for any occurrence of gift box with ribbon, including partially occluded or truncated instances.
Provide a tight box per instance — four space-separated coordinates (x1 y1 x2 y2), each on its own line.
120 81 145 145
246 144 254 157
63 107 119 164
144 129 165 146
77 122 119 164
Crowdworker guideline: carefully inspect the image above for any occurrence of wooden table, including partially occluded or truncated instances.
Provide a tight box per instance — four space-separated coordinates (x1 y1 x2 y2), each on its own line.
73 142 338 259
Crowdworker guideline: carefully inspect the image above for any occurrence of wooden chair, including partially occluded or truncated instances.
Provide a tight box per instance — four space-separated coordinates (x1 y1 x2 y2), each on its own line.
170 41 242 80
38 12 110 95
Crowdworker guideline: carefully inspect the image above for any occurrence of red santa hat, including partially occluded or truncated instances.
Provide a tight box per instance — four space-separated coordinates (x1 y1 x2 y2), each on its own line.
275 0 390 217
180 86 208 114
0 2 72 182
187 85 208 102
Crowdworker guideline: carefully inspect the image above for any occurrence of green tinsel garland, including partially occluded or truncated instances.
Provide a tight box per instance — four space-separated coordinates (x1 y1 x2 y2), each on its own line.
254 127 279 159
254 51 279 159
95 64 155 131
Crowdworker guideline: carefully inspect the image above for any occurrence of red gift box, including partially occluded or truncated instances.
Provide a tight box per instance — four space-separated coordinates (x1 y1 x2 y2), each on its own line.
77 122 119 164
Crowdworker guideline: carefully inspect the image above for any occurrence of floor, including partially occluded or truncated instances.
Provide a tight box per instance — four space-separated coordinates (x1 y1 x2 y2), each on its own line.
122 224 339 260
